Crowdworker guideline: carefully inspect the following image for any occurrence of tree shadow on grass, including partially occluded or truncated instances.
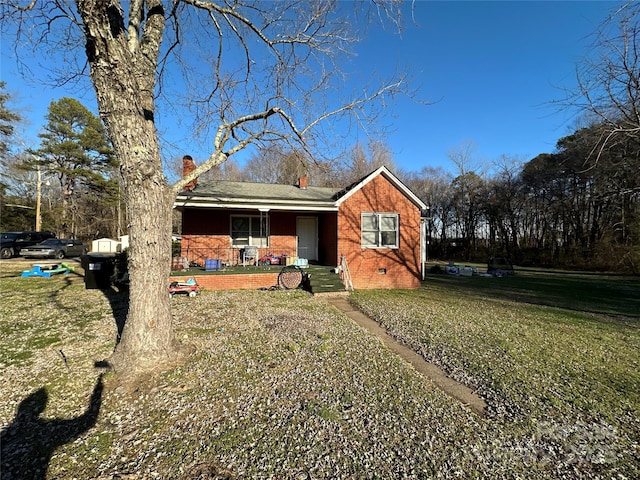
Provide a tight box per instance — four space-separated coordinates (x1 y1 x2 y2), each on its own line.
423 271 640 319
76 254 129 346
101 285 129 346
0 373 104 480
47 266 128 345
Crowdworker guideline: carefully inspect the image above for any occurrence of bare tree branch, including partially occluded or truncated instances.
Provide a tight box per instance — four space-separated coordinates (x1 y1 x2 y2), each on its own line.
570 1 640 166
172 106 285 193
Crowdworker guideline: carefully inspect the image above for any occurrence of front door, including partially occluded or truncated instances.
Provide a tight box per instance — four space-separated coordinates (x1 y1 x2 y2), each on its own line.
296 216 318 261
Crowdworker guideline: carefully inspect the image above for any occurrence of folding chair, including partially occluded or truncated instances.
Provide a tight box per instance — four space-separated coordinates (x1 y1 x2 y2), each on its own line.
242 245 258 266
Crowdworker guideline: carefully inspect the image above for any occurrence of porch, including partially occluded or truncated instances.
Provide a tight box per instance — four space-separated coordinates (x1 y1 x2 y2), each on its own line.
178 209 339 268
170 263 348 294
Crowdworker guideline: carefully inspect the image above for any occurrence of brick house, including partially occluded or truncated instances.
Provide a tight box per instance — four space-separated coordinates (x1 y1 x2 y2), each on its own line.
174 161 427 289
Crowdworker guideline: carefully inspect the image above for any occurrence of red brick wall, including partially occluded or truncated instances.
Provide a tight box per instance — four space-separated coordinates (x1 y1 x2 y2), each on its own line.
170 273 280 291
264 213 296 257
180 234 235 266
182 209 229 235
337 175 422 289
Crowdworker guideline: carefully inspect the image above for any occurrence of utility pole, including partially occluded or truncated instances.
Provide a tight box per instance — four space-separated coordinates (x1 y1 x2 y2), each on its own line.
35 165 42 231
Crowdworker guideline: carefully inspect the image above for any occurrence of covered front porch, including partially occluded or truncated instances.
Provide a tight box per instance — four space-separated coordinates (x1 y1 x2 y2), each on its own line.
178 208 339 268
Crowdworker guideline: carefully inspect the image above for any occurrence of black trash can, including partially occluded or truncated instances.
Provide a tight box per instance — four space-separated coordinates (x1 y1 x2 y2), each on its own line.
81 253 115 289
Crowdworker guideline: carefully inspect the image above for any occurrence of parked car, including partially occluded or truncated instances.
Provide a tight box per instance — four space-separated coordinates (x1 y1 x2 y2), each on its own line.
0 231 56 259
20 238 88 259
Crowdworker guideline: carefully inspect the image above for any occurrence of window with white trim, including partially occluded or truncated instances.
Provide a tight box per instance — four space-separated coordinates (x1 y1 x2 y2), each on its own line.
361 213 399 248
231 215 269 247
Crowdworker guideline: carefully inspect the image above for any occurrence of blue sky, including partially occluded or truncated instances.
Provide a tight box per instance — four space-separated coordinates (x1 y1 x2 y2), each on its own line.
2 1 619 175
359 0 617 172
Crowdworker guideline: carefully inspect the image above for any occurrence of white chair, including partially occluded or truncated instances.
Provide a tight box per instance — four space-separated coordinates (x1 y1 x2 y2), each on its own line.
242 246 258 266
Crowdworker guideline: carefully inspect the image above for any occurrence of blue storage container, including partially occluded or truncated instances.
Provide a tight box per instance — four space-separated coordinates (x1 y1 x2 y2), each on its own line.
205 259 221 271
293 258 309 268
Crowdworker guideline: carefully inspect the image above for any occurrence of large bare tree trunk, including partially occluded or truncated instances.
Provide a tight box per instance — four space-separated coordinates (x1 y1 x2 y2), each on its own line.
110 156 177 374
77 0 182 376
99 111 180 375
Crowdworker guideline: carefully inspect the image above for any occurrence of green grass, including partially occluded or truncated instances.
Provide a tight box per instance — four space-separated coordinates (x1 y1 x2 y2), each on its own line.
351 270 640 476
305 266 346 293
1 261 639 478
424 265 640 316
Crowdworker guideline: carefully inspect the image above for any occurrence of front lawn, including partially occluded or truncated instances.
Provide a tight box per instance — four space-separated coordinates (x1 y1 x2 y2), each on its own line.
351 270 640 477
1 261 638 478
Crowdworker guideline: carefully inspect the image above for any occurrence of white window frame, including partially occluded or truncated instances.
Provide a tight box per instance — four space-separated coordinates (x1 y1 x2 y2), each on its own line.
230 215 269 247
361 212 399 248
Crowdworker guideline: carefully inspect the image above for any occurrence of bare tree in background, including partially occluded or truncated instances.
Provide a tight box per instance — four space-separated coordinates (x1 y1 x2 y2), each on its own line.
573 1 640 174
242 146 306 184
2 1 410 378
343 140 397 184
447 141 486 259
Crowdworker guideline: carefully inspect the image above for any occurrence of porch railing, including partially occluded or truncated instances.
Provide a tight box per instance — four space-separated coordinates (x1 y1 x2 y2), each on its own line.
173 246 298 270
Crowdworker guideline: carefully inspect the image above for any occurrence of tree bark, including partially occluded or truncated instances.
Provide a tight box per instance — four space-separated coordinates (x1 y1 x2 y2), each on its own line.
109 162 178 374
101 116 180 375
77 0 181 376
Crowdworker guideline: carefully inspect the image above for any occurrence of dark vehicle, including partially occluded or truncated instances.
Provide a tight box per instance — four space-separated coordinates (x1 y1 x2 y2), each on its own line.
21 238 88 259
0 231 56 259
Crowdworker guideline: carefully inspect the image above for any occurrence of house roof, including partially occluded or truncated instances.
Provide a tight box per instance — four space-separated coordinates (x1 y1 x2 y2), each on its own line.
175 180 341 211
174 166 426 212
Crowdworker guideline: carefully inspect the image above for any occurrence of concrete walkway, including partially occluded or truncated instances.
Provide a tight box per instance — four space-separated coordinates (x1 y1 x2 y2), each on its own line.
325 296 486 416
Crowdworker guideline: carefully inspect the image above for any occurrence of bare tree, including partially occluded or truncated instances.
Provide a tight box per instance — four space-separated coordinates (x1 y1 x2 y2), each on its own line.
2 1 410 378
572 1 640 171
484 155 525 258
165 154 245 184
242 145 305 184
342 140 397 184
399 165 452 259
447 142 487 259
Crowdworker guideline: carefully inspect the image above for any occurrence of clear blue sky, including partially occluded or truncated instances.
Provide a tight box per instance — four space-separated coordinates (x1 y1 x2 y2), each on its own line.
2 1 619 174
359 0 617 172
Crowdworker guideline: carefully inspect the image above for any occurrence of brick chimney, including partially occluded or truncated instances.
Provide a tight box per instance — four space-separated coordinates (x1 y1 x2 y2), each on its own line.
183 155 198 191
298 175 308 189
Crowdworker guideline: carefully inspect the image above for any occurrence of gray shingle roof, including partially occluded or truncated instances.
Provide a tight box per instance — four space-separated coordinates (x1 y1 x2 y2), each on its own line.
174 166 427 212
190 180 340 202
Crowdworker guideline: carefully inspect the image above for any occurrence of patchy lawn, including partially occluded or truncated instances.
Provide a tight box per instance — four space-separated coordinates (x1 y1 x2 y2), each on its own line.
1 260 638 478
352 270 640 477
